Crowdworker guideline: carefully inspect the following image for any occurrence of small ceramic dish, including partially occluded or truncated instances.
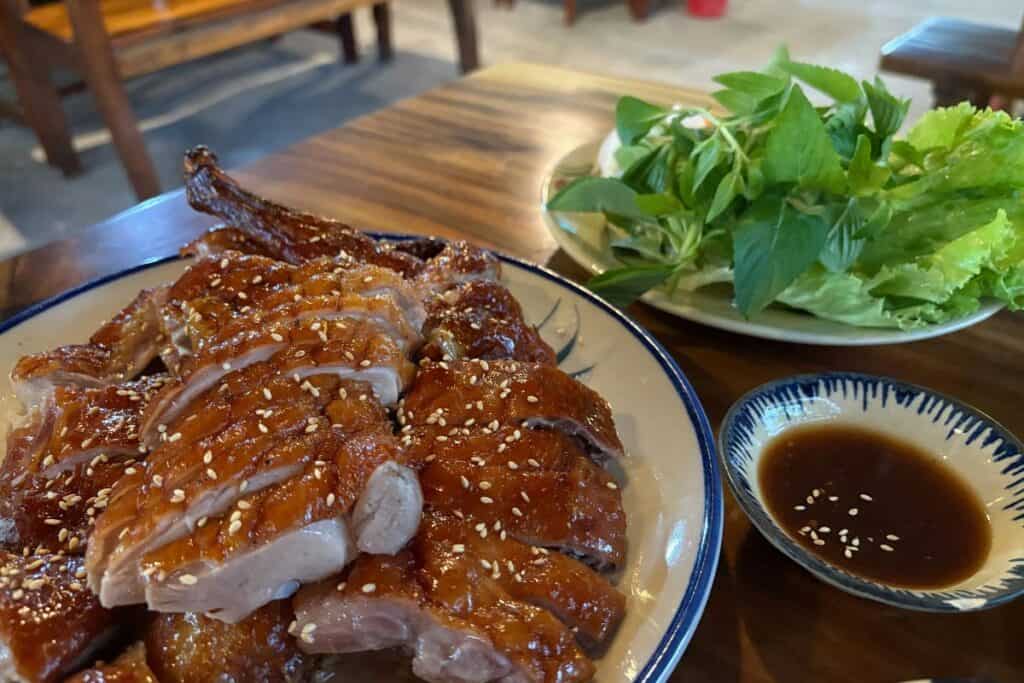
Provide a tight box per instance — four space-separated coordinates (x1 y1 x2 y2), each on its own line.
719 372 1024 612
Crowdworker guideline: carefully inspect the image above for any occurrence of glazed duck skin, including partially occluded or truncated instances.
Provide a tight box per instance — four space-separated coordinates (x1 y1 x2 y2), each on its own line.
65 643 158 683
0 553 117 683
10 288 168 410
401 359 624 463
183 146 423 276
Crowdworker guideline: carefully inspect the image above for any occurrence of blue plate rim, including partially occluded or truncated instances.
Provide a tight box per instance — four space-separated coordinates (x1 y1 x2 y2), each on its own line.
0 237 723 682
718 370 1024 613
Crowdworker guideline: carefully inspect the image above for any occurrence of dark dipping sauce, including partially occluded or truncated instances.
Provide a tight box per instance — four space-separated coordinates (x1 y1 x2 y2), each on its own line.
759 423 992 589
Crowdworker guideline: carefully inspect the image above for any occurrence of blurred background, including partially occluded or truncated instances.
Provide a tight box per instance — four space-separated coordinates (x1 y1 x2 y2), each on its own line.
1 0 1020 259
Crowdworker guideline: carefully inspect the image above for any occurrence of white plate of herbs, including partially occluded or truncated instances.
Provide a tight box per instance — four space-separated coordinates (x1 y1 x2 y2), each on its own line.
542 48 1018 346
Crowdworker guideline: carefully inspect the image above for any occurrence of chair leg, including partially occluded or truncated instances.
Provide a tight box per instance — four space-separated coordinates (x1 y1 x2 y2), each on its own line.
372 3 393 62
446 0 479 73
337 12 359 64
66 0 159 200
564 0 576 24
0 7 81 175
627 0 650 20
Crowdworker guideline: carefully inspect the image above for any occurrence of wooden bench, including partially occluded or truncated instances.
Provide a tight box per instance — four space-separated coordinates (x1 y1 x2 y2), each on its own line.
0 0 479 200
880 16 1024 107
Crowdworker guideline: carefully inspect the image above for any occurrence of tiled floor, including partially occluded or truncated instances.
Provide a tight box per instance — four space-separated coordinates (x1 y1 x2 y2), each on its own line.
0 0 1020 258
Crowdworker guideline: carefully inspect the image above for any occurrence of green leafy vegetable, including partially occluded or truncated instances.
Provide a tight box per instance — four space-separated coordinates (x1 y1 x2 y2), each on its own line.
545 47 1024 329
616 97 668 145
733 194 829 315
587 264 676 308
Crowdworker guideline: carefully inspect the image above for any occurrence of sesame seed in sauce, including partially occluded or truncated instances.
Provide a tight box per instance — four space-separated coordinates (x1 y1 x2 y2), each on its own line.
606 481 618 490
221 362 232 371
479 481 492 490
512 507 523 517
452 544 465 554
359 360 371 368
520 491 531 503
880 544 895 552
179 574 198 585
271 333 284 342
361 583 376 594
228 520 242 535
197 517 208 528
859 493 873 502
206 468 217 480
168 432 182 443
886 534 900 541
170 489 186 504
480 496 494 505
848 508 859 516
526 395 539 403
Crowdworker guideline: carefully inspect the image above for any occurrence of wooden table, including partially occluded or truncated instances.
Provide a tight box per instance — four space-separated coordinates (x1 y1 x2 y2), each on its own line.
2 63 1022 682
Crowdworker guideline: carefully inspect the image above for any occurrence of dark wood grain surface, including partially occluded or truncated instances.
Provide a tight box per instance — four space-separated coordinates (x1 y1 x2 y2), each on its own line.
3 62 1022 682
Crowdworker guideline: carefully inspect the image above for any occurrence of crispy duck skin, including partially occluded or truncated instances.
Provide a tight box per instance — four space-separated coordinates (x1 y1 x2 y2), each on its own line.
10 288 168 409
416 450 626 571
420 281 555 365
161 252 424 364
137 430 415 622
139 315 415 447
0 376 165 554
400 359 624 463
65 643 157 683
88 373 377 604
293 515 596 683
145 603 308 683
0 553 117 683
412 242 501 293
183 146 423 276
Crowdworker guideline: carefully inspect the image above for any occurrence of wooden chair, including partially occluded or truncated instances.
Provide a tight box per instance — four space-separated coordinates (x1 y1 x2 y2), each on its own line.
880 16 1024 107
0 0 479 200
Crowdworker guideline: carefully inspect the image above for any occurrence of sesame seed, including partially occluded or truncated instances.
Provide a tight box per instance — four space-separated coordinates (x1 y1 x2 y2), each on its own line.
436 435 448 442
480 496 494 504
58 529 68 542
818 526 831 533
480 559 492 570
526 395 539 403
228 520 242 534
812 489 822 498
43 518 61 526
258 422 269 434
460 476 470 489
606 481 618 490
794 505 807 511
859 493 873 502
206 468 217 480
806 496 815 505
203 450 213 464
479 481 492 490
11 589 24 600
168 432 182 443
452 544 465 554
271 333 284 342
263 388 273 400
844 549 853 559
359 359 372 367
848 508 859 516
170 489 185 503
124 467 137 475
508 461 519 470
326 493 336 506
179 574 198 585
520 491 531 503
885 534 900 541
197 517 208 528
880 544 894 552
813 539 825 546
512 507 523 517
361 583 376 593
240 480 249 492
527 459 540 468
221 362 231 371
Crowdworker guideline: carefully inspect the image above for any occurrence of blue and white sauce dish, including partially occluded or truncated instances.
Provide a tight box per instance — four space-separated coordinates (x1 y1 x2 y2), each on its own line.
719 372 1024 612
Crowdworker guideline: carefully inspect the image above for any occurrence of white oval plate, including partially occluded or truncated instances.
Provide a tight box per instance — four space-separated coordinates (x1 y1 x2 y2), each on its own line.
0 244 722 683
541 139 1004 346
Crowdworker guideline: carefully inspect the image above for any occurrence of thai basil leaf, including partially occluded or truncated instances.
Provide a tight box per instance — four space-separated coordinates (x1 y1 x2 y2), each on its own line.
546 177 647 220
778 60 863 103
692 135 724 193
587 264 676 308
616 96 668 145
707 166 744 222
761 86 845 193
863 77 910 140
732 193 830 315
848 134 891 195
635 193 684 216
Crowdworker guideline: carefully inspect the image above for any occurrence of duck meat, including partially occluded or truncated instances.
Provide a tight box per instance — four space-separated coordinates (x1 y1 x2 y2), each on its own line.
139 315 415 447
0 376 165 554
0 553 118 683
87 371 421 620
183 146 423 276
10 288 168 410
65 643 158 683
145 602 308 682
292 514 596 683
420 281 555 365
400 359 623 463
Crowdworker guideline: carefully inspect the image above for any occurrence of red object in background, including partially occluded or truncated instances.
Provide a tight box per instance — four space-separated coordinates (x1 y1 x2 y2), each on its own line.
688 0 727 18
